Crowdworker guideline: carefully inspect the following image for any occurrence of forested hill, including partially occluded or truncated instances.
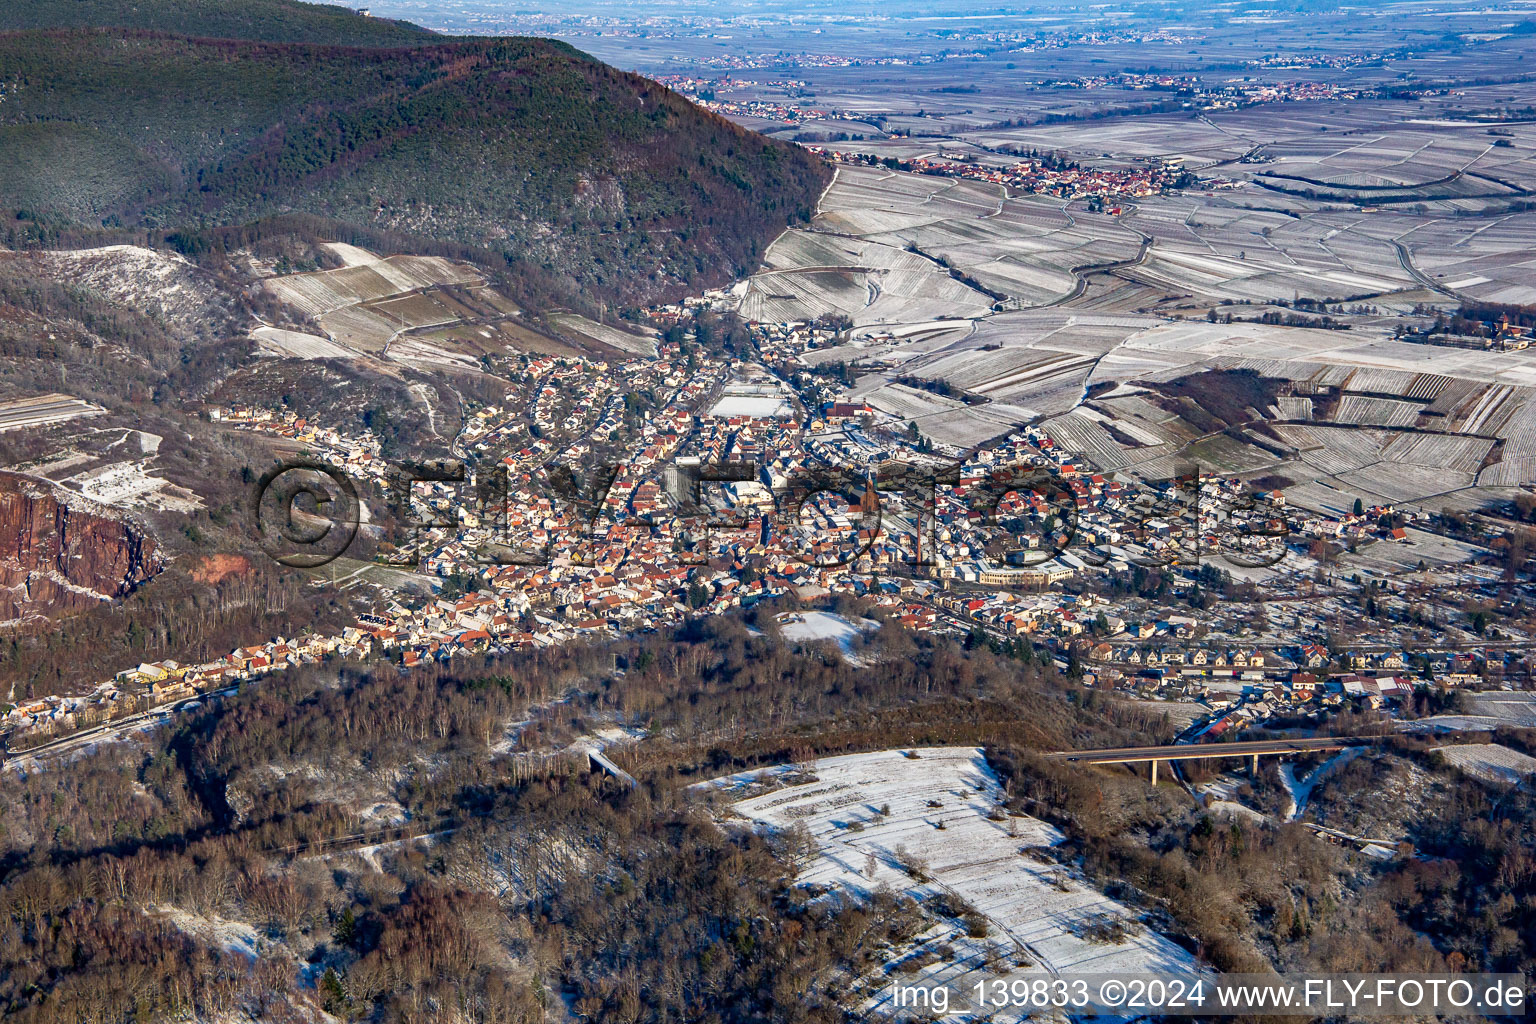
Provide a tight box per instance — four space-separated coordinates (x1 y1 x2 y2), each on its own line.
0 0 434 46
0 27 829 305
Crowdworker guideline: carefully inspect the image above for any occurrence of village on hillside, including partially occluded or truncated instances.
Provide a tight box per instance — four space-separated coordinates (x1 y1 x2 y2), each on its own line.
9 295 1533 753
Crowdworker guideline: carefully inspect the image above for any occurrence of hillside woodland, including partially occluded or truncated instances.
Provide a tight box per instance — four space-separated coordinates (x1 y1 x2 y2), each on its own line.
0 0 435 46
0 22 828 307
1 614 1531 1022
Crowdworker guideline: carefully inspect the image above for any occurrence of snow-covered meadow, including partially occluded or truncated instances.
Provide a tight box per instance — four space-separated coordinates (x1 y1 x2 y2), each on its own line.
776 611 878 661
1436 743 1536 785
701 747 1195 1019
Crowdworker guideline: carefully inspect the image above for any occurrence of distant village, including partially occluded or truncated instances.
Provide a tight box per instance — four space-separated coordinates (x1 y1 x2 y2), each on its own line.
811 147 1223 201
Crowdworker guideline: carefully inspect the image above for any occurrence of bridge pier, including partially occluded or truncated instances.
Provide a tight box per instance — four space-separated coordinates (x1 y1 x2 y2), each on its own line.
1251 753 1260 777
1150 760 1158 786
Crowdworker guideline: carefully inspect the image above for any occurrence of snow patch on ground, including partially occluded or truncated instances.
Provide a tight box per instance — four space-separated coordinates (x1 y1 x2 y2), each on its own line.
361 801 409 825
1280 747 1366 821
1206 799 1270 823
151 904 260 959
29 245 232 330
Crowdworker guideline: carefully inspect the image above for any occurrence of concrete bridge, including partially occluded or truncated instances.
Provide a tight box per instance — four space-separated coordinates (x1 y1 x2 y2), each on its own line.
1044 736 1374 785
583 747 638 788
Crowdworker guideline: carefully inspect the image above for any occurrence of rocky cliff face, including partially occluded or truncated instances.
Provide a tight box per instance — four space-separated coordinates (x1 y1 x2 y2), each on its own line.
0 472 160 623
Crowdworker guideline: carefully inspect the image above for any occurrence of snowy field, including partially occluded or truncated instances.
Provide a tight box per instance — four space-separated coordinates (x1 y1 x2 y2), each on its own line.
0 393 105 432
1111 698 1208 730
702 747 1195 1020
776 611 877 658
708 381 794 419
1436 744 1536 786
264 251 481 317
1412 692 1536 732
251 325 355 360
815 302 1534 494
546 313 658 357
386 336 486 371
258 246 493 354
708 395 791 417
737 166 1141 325
726 163 1536 503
